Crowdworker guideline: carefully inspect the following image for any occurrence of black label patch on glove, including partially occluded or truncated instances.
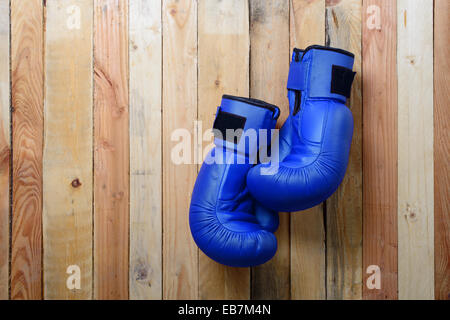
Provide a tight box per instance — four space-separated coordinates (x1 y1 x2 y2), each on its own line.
331 65 356 98
213 109 247 144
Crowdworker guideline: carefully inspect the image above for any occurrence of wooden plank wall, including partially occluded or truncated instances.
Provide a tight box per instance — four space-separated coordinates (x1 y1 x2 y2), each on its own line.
11 0 44 300
0 0 9 301
0 0 447 300
162 0 198 300
434 0 450 301
290 0 326 300
198 0 250 300
362 0 398 300
93 0 129 300
129 0 162 300
325 0 362 300
43 0 93 300
397 0 434 300
249 0 290 300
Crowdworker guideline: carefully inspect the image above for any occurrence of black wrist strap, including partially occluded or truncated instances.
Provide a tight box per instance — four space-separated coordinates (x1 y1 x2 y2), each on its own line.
213 109 247 144
330 65 356 98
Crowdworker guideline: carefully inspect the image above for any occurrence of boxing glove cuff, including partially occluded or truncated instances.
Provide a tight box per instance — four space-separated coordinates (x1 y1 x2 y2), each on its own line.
213 95 279 161
287 45 356 102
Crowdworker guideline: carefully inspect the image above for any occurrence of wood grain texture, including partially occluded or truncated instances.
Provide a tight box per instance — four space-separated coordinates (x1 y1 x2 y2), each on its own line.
397 0 434 300
11 0 43 300
94 0 129 300
129 0 162 300
289 0 326 300
325 0 362 300
4 0 447 302
43 0 93 300
434 0 450 301
198 0 250 300
250 0 290 300
162 0 198 300
0 0 9 301
362 0 398 300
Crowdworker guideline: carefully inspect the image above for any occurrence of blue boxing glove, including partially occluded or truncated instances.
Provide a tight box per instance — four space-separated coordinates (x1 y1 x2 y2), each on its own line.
189 95 281 267
247 45 356 212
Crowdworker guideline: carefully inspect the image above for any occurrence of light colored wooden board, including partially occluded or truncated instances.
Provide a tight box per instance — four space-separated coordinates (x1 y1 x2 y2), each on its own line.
397 0 434 300
162 0 198 300
129 0 162 300
434 0 450 301
290 0 326 50
249 0 290 300
43 0 93 300
325 0 362 300
94 0 129 300
11 0 43 300
0 0 9 301
290 0 326 300
197 0 250 300
362 0 398 300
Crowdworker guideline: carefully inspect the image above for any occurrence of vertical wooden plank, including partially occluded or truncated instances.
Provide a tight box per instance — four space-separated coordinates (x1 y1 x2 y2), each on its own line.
249 0 290 300
289 0 326 300
434 0 450 301
197 0 249 300
11 0 43 300
162 0 198 300
94 0 129 300
43 0 93 300
0 0 9 301
325 0 362 300
362 0 398 300
397 0 434 300
129 0 162 300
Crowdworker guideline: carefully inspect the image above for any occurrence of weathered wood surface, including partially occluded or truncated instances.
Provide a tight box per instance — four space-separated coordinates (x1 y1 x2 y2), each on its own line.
162 0 198 300
1 0 446 301
11 0 44 300
397 0 434 300
129 0 162 300
362 0 398 300
434 0 450 301
43 0 93 300
289 0 327 300
198 0 250 300
94 0 129 300
250 0 290 300
325 0 363 300
0 0 9 301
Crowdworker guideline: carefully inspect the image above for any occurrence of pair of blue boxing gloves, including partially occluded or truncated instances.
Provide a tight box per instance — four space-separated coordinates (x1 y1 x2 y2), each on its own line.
189 45 356 267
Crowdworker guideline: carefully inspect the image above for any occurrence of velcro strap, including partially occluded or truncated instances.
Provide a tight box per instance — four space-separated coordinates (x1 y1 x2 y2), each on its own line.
213 108 247 144
330 65 356 98
287 61 307 92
